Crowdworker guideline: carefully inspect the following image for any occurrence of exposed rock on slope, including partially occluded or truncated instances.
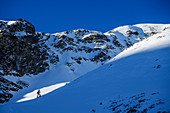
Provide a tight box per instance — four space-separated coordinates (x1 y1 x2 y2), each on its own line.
0 19 49 77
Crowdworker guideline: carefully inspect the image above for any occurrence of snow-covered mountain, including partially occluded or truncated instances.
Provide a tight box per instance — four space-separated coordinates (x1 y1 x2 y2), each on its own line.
0 20 169 113
0 19 169 112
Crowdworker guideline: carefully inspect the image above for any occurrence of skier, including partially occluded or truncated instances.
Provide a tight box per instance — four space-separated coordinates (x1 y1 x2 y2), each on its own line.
37 89 41 98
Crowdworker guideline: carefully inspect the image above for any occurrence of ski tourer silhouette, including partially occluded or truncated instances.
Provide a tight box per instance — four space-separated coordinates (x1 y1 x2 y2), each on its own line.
37 89 41 98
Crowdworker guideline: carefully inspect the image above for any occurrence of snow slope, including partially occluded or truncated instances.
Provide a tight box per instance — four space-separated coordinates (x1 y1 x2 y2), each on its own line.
0 25 170 112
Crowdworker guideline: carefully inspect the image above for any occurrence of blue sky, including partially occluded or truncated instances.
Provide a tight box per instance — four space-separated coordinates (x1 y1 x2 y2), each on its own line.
1 0 170 33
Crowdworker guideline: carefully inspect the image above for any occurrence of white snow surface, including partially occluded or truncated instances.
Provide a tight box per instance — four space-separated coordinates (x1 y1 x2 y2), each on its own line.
135 24 169 34
7 21 16 25
0 24 170 113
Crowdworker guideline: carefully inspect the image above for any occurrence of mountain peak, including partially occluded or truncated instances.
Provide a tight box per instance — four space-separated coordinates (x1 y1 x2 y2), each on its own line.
0 18 35 36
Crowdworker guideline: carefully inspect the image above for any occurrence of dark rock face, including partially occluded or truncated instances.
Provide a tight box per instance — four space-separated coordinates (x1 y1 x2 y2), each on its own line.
0 21 8 30
0 19 49 103
0 19 49 77
0 75 29 103
83 33 110 43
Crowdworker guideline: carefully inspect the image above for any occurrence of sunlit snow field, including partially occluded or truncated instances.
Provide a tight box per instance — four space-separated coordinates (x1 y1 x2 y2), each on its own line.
17 82 68 103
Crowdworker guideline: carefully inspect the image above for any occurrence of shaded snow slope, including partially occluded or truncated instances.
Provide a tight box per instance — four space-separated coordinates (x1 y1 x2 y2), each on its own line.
0 25 170 112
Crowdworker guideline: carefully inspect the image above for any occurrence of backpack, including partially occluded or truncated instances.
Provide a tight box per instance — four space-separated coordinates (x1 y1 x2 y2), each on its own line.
37 90 40 94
